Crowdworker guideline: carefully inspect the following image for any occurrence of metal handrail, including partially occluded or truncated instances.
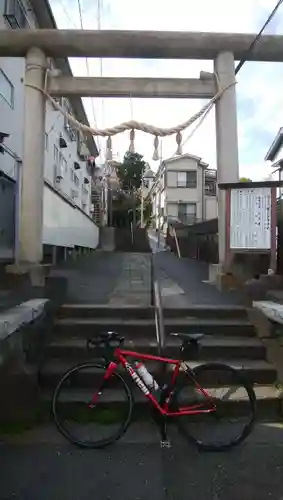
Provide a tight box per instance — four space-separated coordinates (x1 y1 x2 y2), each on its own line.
130 222 134 245
151 256 165 355
154 279 166 355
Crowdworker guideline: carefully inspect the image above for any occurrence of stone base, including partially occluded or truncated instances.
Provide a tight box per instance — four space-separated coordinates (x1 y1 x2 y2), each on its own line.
6 263 52 287
208 263 238 291
208 263 221 284
215 271 238 292
0 360 40 425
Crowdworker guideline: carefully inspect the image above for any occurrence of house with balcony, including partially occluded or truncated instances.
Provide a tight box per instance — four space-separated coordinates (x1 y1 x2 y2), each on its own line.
0 0 99 261
149 153 217 232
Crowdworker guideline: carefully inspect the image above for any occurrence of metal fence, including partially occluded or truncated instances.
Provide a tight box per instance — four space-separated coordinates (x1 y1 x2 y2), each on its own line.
167 218 219 263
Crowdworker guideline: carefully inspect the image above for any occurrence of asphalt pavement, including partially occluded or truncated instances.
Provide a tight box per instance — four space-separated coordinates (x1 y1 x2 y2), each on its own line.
1 422 283 499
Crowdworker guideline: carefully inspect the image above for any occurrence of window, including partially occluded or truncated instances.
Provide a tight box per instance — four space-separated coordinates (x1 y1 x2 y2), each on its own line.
77 130 89 159
3 0 28 28
177 171 197 188
0 68 14 107
53 147 67 184
178 203 196 225
74 173 80 187
167 170 197 188
63 99 77 141
204 170 217 196
54 145 59 164
205 181 216 196
59 152 67 174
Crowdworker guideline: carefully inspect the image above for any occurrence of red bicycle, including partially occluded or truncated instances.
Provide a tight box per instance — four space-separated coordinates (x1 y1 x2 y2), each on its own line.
52 331 256 451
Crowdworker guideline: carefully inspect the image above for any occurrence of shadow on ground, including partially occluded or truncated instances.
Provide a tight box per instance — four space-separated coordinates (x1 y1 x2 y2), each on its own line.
1 422 283 499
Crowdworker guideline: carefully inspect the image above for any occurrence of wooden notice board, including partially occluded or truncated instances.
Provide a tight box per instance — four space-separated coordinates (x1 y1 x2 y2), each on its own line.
229 187 271 250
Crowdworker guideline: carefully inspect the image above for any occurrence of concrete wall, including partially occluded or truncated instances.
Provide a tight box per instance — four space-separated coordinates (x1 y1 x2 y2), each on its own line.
205 196 218 220
43 183 99 248
0 0 98 251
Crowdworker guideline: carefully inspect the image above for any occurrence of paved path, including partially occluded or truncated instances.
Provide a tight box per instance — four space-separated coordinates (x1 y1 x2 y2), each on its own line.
108 253 151 306
1 422 283 499
148 229 242 306
153 252 243 306
50 252 125 304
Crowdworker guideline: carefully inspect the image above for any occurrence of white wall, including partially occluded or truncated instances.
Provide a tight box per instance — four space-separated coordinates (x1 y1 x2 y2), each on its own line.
165 156 204 220
43 183 99 248
0 0 36 179
205 196 218 220
0 0 97 249
44 99 92 215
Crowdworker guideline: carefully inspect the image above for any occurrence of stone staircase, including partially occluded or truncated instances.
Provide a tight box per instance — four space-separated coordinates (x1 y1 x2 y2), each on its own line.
39 303 283 418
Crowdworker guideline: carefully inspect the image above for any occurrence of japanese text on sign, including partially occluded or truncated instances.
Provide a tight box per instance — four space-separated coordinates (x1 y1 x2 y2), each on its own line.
230 187 271 250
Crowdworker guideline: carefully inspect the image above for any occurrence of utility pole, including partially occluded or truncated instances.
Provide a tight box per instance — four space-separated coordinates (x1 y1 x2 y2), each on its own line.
157 184 161 248
141 177 144 228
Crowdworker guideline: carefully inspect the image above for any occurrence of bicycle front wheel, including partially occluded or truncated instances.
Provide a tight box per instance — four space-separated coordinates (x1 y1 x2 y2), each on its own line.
175 362 256 451
52 363 133 448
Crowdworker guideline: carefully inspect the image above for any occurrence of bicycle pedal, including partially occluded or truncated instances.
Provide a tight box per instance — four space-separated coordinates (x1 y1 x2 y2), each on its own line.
160 440 171 449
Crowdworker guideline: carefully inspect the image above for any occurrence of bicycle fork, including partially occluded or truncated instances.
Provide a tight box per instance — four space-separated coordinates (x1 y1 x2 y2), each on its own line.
88 362 117 407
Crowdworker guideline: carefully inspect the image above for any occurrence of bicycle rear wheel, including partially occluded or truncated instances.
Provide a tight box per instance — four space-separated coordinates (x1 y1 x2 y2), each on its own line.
174 362 256 451
52 363 133 448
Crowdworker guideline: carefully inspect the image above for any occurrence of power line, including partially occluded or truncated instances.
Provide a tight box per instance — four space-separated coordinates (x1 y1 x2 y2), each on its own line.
58 0 78 28
235 0 283 74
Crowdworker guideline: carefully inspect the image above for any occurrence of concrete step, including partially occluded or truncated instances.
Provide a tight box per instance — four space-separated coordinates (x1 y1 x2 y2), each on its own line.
58 304 248 320
40 359 277 388
47 336 266 361
41 385 283 419
58 304 155 320
53 317 256 338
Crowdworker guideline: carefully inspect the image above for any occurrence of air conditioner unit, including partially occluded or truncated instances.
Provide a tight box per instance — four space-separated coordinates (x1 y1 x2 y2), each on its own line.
65 123 76 141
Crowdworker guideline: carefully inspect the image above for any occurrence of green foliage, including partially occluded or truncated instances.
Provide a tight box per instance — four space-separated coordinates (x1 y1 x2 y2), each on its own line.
240 177 252 182
116 151 147 192
143 198 153 226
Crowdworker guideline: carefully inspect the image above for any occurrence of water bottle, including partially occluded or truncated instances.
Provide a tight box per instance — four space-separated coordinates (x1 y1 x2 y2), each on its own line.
134 362 159 391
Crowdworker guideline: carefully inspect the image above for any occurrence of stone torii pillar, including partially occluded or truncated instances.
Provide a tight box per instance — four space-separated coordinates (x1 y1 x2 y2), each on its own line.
214 51 239 270
19 47 47 265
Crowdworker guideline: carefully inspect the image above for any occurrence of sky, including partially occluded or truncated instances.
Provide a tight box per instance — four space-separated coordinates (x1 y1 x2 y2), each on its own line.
49 0 283 180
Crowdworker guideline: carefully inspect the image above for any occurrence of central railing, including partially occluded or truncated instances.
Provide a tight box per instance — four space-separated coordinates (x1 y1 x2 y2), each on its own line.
151 255 165 355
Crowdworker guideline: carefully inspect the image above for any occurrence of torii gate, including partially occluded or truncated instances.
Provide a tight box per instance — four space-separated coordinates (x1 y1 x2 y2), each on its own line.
0 29 282 278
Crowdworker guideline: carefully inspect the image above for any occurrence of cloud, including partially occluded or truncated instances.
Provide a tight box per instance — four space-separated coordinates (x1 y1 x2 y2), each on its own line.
49 0 283 180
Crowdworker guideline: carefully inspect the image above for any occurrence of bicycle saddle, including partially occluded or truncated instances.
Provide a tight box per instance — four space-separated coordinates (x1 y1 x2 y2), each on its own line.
87 331 124 349
98 331 121 341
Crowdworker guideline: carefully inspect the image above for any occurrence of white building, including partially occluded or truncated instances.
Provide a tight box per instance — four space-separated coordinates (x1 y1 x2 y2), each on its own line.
149 154 217 231
0 0 99 261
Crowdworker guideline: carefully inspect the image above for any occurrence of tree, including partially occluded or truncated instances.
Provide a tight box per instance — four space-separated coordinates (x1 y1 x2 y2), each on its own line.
116 151 147 192
116 151 147 228
240 177 252 182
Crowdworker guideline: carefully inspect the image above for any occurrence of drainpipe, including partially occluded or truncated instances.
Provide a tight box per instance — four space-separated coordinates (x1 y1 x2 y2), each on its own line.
202 168 205 220
14 159 22 264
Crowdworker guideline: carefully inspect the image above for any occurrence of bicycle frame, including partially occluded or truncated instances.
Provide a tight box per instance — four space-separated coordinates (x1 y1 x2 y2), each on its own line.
91 347 216 417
